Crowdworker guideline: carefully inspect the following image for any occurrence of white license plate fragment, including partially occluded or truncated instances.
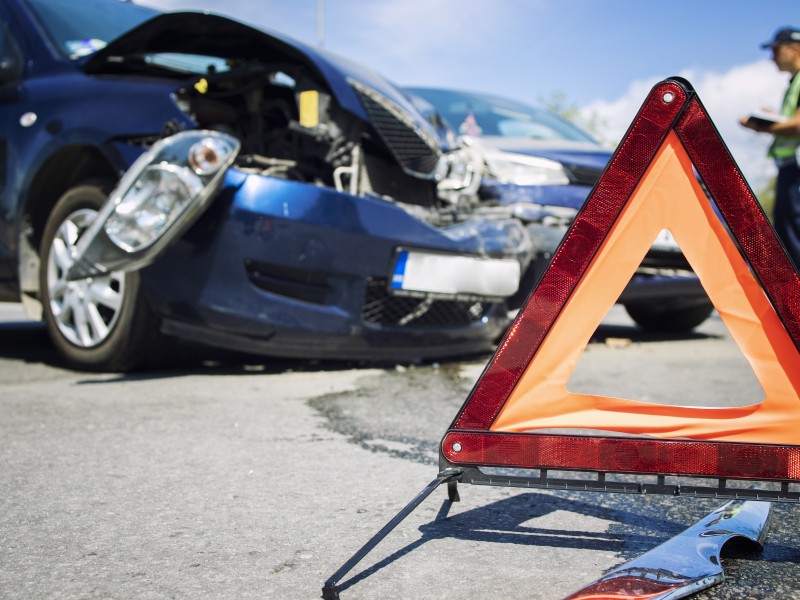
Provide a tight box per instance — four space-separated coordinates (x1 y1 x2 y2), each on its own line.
390 250 520 298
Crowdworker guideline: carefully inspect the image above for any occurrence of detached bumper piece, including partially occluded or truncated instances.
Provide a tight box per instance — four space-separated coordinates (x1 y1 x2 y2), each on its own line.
322 474 772 600
564 500 771 599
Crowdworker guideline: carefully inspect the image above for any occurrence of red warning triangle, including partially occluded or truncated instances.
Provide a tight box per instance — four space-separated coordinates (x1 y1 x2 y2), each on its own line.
441 78 800 482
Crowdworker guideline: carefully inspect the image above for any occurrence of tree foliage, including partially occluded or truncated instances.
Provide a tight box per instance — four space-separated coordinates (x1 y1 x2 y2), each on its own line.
755 176 776 222
537 90 609 143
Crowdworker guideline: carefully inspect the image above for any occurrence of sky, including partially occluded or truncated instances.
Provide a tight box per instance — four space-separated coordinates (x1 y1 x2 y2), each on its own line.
138 0 798 189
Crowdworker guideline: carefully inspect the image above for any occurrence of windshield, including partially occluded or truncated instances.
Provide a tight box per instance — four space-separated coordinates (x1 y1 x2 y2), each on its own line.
26 0 158 59
407 87 596 143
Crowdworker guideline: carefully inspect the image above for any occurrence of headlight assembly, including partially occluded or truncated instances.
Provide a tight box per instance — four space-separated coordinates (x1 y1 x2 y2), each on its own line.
435 147 482 204
66 130 240 280
104 131 239 253
484 150 570 186
104 163 206 252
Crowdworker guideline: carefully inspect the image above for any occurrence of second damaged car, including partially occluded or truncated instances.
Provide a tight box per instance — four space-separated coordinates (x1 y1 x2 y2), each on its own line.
0 0 530 370
408 87 716 333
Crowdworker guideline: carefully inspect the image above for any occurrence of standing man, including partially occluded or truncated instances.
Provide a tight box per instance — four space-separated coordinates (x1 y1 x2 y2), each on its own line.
740 27 800 271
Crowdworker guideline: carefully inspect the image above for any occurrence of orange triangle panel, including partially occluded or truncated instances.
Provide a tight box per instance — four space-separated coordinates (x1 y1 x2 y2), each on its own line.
441 77 800 482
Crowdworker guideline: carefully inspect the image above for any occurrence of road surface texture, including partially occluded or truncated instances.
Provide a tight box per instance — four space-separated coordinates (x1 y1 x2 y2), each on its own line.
1 303 798 599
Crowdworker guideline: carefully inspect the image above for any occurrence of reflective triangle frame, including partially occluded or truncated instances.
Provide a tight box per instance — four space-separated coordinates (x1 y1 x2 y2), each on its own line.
322 77 800 598
440 77 800 500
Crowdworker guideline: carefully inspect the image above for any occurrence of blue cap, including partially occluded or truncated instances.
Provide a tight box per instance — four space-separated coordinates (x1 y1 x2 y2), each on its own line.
761 27 800 49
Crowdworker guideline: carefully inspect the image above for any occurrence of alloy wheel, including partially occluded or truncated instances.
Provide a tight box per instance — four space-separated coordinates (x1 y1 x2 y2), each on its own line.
45 208 125 348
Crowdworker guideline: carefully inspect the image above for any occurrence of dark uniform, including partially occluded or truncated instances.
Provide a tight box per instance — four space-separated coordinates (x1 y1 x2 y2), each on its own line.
770 72 800 271
758 27 800 272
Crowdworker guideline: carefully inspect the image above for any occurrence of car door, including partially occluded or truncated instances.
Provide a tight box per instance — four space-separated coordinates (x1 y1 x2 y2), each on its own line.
0 3 24 297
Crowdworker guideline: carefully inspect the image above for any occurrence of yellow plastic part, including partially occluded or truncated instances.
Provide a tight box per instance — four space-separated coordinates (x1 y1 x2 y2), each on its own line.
299 90 320 128
193 78 208 94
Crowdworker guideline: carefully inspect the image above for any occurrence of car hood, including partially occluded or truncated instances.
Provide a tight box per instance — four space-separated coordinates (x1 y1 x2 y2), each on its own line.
476 136 612 172
82 12 433 137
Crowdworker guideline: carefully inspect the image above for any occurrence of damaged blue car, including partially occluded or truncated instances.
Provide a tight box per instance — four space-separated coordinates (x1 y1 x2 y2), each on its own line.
0 0 531 370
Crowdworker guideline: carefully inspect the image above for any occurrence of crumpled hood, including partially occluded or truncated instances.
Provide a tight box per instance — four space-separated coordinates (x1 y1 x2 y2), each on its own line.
476 136 612 172
82 12 434 138
82 12 298 66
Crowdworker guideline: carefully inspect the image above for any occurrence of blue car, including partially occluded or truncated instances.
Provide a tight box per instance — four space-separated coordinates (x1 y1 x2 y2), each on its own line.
0 0 531 370
407 87 714 332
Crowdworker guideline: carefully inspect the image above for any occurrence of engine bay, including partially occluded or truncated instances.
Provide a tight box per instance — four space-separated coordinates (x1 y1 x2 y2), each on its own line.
81 10 484 226
169 60 482 225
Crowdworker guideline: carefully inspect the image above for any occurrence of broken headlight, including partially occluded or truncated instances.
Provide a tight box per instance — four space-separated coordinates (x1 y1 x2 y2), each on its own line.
66 130 240 280
104 132 239 252
435 147 481 205
484 150 570 186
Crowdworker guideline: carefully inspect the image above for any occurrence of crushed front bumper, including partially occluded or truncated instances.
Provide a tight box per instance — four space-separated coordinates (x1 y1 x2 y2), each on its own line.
138 169 531 360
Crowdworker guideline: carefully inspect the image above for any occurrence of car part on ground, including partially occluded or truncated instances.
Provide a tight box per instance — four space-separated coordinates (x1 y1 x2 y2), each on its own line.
565 500 770 598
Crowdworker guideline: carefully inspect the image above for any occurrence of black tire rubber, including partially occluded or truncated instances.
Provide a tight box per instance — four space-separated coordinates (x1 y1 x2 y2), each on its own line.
39 181 163 371
624 301 715 333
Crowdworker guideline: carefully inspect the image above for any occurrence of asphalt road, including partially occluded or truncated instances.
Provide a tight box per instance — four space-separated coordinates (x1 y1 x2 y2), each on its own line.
1 302 798 599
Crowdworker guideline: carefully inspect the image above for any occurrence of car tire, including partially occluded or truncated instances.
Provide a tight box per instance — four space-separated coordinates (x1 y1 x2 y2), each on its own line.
623 301 715 333
39 180 163 371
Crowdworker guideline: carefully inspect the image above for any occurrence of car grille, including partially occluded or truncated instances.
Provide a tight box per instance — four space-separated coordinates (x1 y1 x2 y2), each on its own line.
564 164 605 187
245 259 330 304
362 153 437 206
362 278 488 327
351 81 440 177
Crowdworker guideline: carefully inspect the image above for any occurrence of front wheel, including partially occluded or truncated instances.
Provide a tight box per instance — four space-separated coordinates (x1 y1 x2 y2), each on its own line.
624 301 715 333
39 181 163 371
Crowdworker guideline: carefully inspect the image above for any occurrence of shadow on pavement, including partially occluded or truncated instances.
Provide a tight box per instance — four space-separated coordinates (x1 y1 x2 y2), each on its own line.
0 320 62 366
337 490 798 595
0 318 485 381
0 313 720 378
336 491 677 593
589 321 721 345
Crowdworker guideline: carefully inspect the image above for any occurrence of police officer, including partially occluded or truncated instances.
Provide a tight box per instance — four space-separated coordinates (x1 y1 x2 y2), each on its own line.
740 27 800 271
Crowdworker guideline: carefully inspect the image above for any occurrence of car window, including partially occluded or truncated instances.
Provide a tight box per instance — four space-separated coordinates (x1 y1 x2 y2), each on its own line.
142 53 230 75
408 88 596 143
25 0 157 59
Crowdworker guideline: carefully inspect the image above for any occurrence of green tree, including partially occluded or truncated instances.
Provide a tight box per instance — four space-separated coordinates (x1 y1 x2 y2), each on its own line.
537 90 608 142
755 176 776 222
